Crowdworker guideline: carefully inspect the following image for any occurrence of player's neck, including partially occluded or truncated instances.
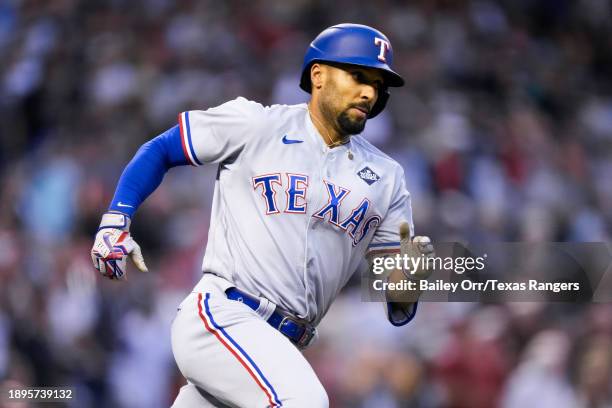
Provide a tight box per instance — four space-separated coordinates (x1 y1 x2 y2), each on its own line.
307 102 349 148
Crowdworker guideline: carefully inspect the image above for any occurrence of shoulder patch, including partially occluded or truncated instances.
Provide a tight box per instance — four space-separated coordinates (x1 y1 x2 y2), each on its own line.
357 166 380 185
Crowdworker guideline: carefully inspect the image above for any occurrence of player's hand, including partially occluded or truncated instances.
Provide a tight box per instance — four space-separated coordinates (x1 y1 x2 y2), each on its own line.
399 222 434 281
91 212 148 280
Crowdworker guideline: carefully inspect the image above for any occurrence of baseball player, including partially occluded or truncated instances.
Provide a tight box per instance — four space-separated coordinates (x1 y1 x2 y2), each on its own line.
91 23 432 407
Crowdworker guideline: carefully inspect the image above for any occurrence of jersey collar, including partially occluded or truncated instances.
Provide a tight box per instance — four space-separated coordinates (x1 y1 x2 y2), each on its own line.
303 105 354 155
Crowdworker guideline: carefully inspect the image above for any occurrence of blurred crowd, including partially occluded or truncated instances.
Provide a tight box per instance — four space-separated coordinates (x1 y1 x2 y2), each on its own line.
1 0 611 407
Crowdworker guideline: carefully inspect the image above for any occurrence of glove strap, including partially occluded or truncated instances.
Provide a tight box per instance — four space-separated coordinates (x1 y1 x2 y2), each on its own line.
99 212 131 231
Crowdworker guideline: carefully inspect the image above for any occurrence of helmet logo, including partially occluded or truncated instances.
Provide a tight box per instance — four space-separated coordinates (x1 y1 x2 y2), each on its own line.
374 37 390 62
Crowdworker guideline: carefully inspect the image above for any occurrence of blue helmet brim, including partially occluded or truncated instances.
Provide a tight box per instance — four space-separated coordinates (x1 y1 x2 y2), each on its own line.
299 59 404 93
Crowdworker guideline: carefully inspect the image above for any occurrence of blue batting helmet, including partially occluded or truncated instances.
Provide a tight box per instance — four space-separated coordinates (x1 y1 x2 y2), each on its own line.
300 23 404 118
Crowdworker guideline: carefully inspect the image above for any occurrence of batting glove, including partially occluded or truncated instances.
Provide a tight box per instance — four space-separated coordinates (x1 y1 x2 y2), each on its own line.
399 222 435 281
91 212 148 280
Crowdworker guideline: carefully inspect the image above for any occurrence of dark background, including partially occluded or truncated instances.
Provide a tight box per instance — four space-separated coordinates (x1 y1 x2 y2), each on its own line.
0 0 611 407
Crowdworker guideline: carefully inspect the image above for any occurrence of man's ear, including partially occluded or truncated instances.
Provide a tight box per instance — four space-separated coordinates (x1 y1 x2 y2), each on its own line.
310 63 324 90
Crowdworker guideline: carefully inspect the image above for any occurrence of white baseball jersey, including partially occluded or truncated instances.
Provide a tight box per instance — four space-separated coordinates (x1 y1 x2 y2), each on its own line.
177 97 413 325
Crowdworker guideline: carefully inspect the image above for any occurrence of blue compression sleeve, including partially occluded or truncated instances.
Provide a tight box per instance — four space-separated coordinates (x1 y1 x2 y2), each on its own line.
108 125 188 217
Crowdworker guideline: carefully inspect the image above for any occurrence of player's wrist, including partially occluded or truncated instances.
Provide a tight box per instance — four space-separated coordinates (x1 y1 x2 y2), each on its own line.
399 264 430 282
98 211 131 231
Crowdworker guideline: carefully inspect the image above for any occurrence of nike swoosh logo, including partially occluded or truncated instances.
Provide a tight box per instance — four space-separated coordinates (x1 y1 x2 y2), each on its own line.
117 202 133 208
282 135 303 144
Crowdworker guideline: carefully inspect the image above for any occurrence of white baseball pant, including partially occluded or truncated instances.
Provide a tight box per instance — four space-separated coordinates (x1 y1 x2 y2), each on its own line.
170 274 329 407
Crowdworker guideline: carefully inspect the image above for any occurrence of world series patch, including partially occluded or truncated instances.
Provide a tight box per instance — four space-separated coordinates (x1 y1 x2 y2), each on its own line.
357 166 380 185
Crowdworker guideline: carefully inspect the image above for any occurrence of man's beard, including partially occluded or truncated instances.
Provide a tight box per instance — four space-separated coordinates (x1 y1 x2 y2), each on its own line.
320 94 370 137
337 109 367 135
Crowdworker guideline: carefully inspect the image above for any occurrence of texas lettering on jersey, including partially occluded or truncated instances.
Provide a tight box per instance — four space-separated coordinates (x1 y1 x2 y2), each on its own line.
176 97 414 324
252 173 380 246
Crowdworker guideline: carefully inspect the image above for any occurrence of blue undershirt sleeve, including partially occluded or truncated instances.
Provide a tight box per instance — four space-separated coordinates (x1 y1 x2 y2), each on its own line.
108 125 188 217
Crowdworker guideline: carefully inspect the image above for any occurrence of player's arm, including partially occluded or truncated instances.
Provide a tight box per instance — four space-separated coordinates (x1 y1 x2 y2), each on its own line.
91 98 263 280
385 223 434 321
367 223 434 326
91 125 189 280
365 163 435 325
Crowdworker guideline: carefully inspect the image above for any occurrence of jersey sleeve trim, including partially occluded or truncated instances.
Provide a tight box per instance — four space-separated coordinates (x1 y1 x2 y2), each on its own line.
178 111 202 166
369 242 401 248
366 241 401 256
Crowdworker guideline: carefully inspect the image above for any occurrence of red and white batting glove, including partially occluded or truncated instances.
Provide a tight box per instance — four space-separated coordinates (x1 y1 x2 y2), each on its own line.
91 212 148 280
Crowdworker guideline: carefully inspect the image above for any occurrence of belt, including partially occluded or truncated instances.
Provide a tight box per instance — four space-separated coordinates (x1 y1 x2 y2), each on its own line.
225 287 316 349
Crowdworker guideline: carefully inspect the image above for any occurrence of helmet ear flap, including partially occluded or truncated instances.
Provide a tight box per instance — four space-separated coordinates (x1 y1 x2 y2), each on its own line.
299 62 313 93
369 88 389 118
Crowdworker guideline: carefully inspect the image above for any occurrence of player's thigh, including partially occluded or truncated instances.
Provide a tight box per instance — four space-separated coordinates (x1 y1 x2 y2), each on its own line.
171 292 328 408
171 382 229 408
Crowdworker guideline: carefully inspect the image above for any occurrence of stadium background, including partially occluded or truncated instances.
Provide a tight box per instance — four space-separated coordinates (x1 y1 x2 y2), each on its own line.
1 0 611 406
